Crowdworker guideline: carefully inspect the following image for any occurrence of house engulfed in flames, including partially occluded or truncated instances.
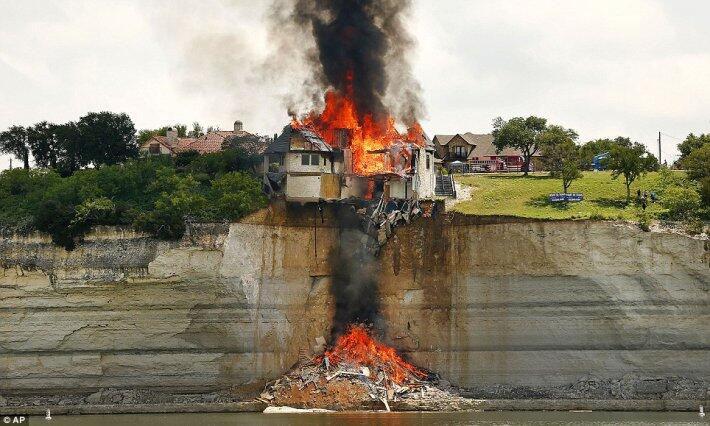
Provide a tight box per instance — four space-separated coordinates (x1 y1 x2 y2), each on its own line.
263 123 436 203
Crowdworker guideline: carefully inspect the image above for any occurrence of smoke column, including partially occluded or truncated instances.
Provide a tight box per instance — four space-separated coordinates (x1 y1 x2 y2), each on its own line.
328 208 382 338
275 0 426 125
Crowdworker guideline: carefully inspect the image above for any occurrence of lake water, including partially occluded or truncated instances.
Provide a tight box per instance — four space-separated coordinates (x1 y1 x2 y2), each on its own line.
40 411 706 425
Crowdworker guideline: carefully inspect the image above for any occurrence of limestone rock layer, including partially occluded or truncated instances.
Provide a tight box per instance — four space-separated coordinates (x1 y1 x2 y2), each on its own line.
0 210 708 400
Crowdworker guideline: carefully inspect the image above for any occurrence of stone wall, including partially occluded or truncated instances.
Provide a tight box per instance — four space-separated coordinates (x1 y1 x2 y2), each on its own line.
0 206 708 400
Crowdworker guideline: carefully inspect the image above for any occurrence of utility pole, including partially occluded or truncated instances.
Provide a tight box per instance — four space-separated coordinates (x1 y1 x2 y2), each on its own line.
658 131 662 164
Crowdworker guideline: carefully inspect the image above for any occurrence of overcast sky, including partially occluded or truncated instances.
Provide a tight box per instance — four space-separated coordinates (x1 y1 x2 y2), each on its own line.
2 0 709 169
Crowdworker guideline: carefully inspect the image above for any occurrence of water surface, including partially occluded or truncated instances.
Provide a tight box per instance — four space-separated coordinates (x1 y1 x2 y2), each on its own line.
42 411 706 425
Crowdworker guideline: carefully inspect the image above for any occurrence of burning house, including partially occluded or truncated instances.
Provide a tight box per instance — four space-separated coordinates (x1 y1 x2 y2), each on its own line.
263 122 436 203
254 0 460 410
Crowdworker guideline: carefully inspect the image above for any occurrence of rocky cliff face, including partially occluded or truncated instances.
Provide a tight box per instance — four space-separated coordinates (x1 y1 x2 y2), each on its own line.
1 206 708 402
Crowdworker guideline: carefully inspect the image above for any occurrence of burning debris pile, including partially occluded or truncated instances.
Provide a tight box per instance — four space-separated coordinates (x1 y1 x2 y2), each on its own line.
259 325 472 411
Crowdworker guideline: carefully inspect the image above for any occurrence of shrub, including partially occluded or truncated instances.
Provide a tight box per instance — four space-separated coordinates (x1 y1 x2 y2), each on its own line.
701 177 710 206
637 210 651 232
661 186 701 220
211 172 267 220
682 217 704 235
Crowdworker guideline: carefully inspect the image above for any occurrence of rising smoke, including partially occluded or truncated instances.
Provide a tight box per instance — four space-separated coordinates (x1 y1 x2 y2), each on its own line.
329 207 383 339
272 0 426 125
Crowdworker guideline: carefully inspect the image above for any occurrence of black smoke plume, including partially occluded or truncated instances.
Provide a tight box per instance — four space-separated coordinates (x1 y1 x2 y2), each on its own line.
277 0 425 125
328 208 383 339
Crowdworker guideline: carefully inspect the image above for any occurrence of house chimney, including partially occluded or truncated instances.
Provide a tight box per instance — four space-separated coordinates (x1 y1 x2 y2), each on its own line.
166 127 178 144
234 120 243 132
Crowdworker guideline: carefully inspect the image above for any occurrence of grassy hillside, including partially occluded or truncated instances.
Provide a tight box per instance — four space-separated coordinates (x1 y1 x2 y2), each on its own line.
453 171 680 220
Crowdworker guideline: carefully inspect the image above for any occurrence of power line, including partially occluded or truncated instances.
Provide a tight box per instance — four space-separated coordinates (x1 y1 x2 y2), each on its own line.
660 132 682 141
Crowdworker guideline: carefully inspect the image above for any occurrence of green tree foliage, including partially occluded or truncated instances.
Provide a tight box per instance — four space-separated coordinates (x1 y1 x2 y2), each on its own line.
53 122 86 176
541 126 582 193
680 142 709 181
0 155 265 249
492 116 547 175
185 148 263 182
661 186 701 220
677 133 710 163
138 124 189 144
27 121 59 169
578 137 631 170
677 141 710 207
211 172 267 219
0 126 30 169
77 112 138 166
189 122 205 138
605 142 658 204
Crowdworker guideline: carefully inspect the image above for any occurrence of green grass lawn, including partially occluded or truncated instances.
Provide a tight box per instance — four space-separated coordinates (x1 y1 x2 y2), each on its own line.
453 171 673 220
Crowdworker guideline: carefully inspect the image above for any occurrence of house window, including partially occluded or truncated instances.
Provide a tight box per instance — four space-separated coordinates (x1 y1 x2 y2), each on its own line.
426 154 431 169
301 153 322 166
149 143 160 154
454 146 468 158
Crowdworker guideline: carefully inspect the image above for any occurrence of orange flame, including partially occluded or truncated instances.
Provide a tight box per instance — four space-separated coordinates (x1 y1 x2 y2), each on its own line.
292 70 424 176
323 324 426 384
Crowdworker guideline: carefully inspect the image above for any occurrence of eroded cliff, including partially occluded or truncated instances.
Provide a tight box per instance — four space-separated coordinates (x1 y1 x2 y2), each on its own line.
1 205 708 404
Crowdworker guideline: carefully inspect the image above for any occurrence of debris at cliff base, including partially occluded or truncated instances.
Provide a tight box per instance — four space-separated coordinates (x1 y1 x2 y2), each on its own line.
259 326 472 411
260 362 475 411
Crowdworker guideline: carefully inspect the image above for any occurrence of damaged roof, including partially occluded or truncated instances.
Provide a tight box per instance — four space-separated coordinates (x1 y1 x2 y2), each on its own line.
265 125 333 154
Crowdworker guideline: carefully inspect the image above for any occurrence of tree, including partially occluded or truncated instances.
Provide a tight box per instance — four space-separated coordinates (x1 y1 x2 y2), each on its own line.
605 142 658 204
541 125 582 193
77 112 138 166
211 172 267 220
578 137 631 170
0 126 30 169
189 122 204 138
680 142 710 206
138 124 188 144
492 116 547 175
680 142 709 181
27 121 59 169
677 133 710 163
53 122 86 176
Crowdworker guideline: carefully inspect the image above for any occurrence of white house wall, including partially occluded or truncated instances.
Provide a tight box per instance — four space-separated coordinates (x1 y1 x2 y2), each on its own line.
286 175 322 201
415 148 436 199
285 152 334 173
389 179 410 199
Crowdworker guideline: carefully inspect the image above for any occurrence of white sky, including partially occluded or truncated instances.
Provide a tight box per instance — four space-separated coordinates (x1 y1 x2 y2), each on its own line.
2 0 709 169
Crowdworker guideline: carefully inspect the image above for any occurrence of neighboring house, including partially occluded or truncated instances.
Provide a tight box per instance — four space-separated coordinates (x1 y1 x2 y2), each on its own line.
433 133 541 171
264 124 436 202
140 120 255 156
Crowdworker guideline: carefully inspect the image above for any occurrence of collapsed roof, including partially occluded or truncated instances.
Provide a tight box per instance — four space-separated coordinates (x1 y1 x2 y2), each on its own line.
265 125 333 154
